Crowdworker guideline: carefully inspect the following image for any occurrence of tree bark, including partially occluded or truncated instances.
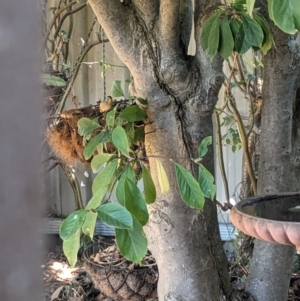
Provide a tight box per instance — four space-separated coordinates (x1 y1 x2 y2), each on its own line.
245 24 300 301
88 1 234 300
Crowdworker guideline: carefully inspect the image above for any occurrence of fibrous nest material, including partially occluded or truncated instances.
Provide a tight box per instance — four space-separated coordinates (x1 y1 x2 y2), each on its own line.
83 243 158 301
46 105 100 167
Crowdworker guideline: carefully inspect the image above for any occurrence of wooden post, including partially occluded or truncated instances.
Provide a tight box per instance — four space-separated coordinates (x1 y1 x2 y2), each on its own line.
0 1 42 300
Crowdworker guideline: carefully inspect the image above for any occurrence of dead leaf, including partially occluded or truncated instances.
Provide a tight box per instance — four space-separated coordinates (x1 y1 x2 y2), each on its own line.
69 297 84 301
50 285 64 301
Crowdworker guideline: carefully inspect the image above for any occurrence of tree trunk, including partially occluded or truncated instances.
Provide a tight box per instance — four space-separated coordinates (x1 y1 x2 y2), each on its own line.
88 1 235 300
246 24 300 301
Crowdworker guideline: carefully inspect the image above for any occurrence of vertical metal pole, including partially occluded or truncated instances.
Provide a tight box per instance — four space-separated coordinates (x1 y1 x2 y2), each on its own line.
0 0 42 300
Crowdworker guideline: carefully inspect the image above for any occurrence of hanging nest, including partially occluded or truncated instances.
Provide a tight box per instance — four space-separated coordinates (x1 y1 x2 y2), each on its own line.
83 242 158 301
46 106 97 167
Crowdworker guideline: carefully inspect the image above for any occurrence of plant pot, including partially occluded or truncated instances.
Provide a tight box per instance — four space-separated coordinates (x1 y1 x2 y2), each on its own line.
83 242 158 301
230 192 300 252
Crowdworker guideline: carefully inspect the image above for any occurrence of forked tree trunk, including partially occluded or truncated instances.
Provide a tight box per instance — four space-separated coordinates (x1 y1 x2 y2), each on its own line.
88 1 235 300
245 23 300 300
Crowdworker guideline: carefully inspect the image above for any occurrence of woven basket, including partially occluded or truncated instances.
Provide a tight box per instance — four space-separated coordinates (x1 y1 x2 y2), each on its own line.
83 242 158 301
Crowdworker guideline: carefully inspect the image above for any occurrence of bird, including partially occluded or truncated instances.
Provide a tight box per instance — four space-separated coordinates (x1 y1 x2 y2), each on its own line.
99 96 113 113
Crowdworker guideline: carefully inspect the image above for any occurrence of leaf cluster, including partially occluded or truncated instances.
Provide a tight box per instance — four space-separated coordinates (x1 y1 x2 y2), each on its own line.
201 0 274 59
59 83 217 267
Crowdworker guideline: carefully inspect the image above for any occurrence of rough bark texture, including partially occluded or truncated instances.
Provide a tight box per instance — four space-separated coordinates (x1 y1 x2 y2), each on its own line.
245 22 300 301
88 1 234 300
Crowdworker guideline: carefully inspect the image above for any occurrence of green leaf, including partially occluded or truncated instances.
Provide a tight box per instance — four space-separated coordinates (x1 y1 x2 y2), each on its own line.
116 166 136 206
106 109 116 127
174 163 205 209
115 216 147 264
232 144 237 152
291 0 300 31
63 230 81 267
218 16 234 59
230 17 242 49
77 117 100 137
198 136 212 158
83 132 111 160
98 203 133 229
81 211 98 239
112 126 130 155
59 209 86 240
111 80 125 97
119 105 147 122
133 126 145 145
271 0 296 34
198 165 216 201
123 178 149 226
241 13 263 47
155 159 170 194
125 122 135 145
201 11 222 51
268 0 274 20
207 13 221 59
233 0 246 11
42 74 67 87
91 153 115 173
85 186 107 210
235 24 251 54
246 0 255 17
142 165 156 204
92 160 118 194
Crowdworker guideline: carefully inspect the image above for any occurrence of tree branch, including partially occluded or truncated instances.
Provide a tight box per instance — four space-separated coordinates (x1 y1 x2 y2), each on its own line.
158 0 181 52
131 0 159 27
88 0 140 71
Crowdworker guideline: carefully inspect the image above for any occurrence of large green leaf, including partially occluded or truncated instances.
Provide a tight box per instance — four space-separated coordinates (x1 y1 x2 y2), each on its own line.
291 0 300 31
235 24 251 54
198 136 212 158
241 13 263 47
91 153 115 173
98 203 133 229
155 159 170 194
218 16 234 59
201 11 222 51
142 165 156 204
246 0 255 17
111 80 125 97
115 216 147 264
81 211 98 239
230 17 242 51
59 209 86 240
119 105 147 122
174 163 205 209
42 74 67 87
124 178 149 226
198 165 216 201
207 13 221 59
63 230 81 267
116 166 136 206
106 109 116 127
77 117 100 137
125 122 135 145
253 13 273 55
85 186 107 210
271 0 297 34
112 126 129 155
92 160 118 194
83 132 111 160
